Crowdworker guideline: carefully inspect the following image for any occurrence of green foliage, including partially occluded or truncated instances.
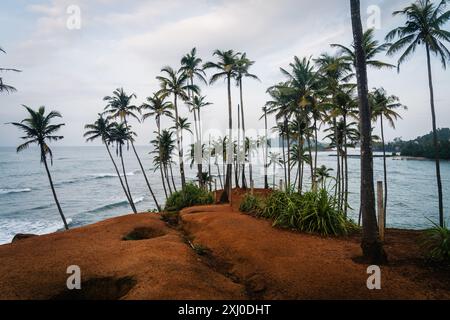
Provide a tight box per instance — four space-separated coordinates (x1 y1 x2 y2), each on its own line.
421 220 450 263
376 129 450 159
239 194 265 215
242 190 355 236
164 183 214 212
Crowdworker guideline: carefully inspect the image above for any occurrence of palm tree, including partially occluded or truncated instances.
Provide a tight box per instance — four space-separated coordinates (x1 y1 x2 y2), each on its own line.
315 165 334 190
0 47 21 94
370 88 406 227
84 114 137 213
261 106 270 189
157 66 199 189
204 49 240 202
186 95 212 186
103 88 161 211
10 106 69 229
109 122 138 209
235 53 259 188
350 0 387 264
331 28 395 75
386 0 450 227
151 129 177 195
141 93 173 199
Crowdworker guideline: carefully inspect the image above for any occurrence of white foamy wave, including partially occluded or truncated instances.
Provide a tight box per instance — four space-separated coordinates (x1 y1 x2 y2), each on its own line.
0 188 32 195
0 217 72 245
90 171 137 179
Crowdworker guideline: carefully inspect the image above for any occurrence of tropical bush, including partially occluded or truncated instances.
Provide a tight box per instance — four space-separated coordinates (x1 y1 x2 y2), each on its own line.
239 194 265 215
164 183 214 212
241 189 356 236
421 220 450 263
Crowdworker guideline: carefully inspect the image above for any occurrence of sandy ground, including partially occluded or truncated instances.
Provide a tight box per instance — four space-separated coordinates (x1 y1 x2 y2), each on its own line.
0 189 448 300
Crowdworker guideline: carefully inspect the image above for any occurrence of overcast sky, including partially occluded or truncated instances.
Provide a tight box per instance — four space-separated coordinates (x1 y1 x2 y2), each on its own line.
0 0 449 146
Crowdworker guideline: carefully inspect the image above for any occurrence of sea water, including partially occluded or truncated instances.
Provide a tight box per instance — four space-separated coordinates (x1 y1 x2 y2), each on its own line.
0 146 449 244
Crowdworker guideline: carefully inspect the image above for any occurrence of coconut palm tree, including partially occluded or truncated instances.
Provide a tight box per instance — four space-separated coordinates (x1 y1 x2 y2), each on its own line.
370 88 407 227
0 47 21 94
315 165 334 190
350 0 387 264
157 67 199 189
10 106 69 229
103 88 161 211
109 122 138 209
141 93 173 199
186 95 212 186
260 106 270 189
151 129 177 195
386 0 450 227
204 49 240 202
84 114 137 213
331 28 395 75
234 53 260 188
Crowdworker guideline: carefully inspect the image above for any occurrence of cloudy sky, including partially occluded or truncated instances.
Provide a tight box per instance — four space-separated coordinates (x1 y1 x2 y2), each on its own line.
0 0 449 146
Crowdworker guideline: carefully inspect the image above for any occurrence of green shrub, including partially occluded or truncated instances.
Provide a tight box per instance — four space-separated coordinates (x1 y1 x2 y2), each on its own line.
297 189 352 236
164 183 214 212
421 220 450 262
260 190 355 236
239 193 264 215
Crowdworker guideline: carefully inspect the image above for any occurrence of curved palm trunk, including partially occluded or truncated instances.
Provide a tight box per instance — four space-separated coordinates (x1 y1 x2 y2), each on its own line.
220 74 233 203
119 146 136 214
105 142 137 213
41 147 69 230
174 95 186 189
426 44 444 227
216 159 223 189
130 141 161 212
350 0 386 263
380 116 388 228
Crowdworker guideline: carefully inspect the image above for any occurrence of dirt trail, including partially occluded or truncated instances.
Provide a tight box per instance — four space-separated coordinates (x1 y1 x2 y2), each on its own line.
180 204 450 300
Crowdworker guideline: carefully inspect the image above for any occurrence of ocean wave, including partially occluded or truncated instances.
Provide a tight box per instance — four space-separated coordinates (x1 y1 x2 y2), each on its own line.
55 171 139 186
0 188 32 195
87 196 145 214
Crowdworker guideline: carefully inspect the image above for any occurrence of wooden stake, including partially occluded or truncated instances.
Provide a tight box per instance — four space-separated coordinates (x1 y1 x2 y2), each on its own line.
377 181 385 242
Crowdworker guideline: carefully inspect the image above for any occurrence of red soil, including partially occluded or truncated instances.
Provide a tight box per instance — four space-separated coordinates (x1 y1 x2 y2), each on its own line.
0 189 448 300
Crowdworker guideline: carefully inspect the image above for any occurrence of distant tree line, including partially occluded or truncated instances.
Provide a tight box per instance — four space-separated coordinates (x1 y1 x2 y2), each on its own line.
374 128 450 160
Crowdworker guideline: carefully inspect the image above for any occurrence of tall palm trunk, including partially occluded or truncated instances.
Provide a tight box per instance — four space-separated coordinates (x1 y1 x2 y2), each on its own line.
119 146 136 214
164 164 173 195
41 146 69 230
240 78 248 189
157 120 169 200
191 77 203 188
237 103 242 188
350 0 386 263
169 162 178 192
221 74 233 203
314 117 319 189
105 142 137 213
264 109 269 189
173 95 186 189
426 44 444 227
380 116 388 228
343 114 349 217
281 131 287 191
306 136 314 188
285 116 291 190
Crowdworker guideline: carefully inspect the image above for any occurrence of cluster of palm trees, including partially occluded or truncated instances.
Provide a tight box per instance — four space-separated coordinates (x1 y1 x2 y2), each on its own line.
7 0 448 263
262 30 404 218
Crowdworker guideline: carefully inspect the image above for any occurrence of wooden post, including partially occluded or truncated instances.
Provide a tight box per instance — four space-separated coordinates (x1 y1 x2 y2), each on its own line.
377 181 385 242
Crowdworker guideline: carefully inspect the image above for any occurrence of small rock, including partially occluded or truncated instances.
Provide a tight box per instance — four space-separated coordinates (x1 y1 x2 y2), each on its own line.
12 234 38 243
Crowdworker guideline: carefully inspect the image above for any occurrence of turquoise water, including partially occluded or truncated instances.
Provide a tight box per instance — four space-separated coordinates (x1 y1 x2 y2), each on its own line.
0 146 449 244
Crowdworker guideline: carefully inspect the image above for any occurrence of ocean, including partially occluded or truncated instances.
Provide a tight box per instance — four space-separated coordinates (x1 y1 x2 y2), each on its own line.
0 146 449 244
